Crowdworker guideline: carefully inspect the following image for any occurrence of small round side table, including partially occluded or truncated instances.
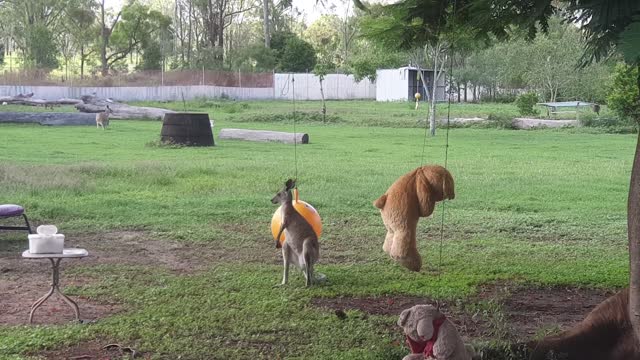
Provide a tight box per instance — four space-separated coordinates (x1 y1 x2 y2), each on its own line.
22 248 89 324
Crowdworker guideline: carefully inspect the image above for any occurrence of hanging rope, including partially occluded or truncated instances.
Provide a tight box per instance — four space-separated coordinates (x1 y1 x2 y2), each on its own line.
288 3 299 183
292 75 298 181
437 1 456 272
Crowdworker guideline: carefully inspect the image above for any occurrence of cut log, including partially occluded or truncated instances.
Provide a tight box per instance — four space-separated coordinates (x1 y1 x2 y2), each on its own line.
218 128 309 144
0 94 82 107
512 118 579 129
75 94 175 120
0 112 96 126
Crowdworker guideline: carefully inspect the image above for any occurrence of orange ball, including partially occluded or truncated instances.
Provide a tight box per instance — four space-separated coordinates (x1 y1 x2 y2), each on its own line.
271 189 322 245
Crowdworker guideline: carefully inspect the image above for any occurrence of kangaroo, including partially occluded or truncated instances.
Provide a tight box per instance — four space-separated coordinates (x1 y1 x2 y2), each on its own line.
96 105 112 130
271 179 320 287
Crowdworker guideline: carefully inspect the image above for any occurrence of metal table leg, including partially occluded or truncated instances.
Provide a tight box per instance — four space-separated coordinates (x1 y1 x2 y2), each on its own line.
29 258 80 324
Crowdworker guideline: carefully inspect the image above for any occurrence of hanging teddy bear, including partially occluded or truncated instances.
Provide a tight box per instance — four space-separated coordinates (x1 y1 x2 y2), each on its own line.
374 165 455 272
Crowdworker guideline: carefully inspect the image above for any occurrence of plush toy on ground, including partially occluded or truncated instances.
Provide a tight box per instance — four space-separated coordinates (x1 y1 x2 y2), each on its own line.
398 305 473 360
374 165 455 272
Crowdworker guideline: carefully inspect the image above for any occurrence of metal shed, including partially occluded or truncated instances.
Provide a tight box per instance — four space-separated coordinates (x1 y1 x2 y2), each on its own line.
375 67 446 102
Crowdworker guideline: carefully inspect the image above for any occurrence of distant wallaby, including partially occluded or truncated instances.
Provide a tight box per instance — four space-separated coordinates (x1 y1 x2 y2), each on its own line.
96 105 112 130
271 179 320 287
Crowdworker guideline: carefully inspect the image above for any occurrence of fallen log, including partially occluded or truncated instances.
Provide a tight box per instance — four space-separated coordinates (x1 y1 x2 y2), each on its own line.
218 128 309 144
0 112 96 126
75 94 175 120
0 94 82 107
512 118 579 129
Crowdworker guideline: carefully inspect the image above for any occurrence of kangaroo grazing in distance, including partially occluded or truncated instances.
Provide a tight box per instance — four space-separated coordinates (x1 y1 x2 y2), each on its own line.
271 179 320 287
96 105 112 130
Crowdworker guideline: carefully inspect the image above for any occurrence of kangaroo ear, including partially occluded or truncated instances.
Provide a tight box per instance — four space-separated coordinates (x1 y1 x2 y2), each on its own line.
285 179 295 190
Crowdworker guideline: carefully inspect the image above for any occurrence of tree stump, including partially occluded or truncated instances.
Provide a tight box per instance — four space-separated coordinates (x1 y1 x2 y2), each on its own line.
160 113 214 147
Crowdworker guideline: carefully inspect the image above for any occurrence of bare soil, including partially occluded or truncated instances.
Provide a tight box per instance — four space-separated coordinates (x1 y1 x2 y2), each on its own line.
0 230 221 326
312 284 618 342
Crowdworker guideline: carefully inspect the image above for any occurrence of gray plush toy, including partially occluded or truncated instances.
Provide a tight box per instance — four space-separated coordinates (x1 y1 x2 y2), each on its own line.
398 305 473 360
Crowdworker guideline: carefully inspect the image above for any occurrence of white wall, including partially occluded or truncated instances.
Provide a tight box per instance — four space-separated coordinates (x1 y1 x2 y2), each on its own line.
274 73 375 100
375 69 409 101
0 85 274 102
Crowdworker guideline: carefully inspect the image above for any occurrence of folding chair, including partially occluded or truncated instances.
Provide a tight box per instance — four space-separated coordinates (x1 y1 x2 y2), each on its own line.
0 204 33 234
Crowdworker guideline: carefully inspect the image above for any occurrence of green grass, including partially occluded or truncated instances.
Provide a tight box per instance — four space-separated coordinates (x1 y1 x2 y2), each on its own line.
0 100 635 359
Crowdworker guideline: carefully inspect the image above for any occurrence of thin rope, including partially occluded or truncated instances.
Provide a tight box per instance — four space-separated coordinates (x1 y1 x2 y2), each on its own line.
420 93 430 165
292 75 298 181
437 1 456 272
289 4 299 184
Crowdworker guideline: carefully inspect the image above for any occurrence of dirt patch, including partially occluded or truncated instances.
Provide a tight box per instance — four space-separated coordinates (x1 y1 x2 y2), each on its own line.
311 284 618 342
0 230 212 326
34 340 151 360
71 231 210 273
502 286 616 338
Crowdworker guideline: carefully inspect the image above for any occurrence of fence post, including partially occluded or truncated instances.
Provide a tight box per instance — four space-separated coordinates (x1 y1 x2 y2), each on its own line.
202 66 205 86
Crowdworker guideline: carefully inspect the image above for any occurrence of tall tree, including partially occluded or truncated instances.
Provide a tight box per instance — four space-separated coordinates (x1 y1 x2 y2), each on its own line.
358 2 460 135
263 0 270 48
0 0 71 69
64 0 97 79
98 0 122 76
97 0 171 75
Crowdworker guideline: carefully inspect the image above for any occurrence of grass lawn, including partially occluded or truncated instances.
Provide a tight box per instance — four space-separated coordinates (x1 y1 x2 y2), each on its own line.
0 100 635 359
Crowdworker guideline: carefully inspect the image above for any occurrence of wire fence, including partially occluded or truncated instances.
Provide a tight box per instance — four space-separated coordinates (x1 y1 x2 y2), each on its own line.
0 69 274 88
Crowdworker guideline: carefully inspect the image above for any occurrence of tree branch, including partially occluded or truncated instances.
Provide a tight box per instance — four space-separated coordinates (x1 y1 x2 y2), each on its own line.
110 11 122 32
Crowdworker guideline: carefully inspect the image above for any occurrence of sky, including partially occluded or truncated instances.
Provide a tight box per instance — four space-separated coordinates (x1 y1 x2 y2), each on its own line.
103 0 351 25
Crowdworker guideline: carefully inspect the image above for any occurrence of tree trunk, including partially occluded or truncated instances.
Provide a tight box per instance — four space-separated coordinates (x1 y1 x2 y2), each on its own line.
464 82 468 102
100 0 109 76
75 94 176 120
263 0 270 48
629 130 640 344
429 43 441 137
187 0 193 65
0 112 96 125
80 45 85 80
319 78 326 123
630 64 640 346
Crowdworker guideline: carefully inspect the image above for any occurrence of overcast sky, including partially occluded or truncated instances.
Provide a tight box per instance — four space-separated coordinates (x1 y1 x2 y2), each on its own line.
103 0 350 25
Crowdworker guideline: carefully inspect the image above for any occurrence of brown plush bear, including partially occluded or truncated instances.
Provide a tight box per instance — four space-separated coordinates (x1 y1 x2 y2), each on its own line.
398 305 473 360
374 165 455 272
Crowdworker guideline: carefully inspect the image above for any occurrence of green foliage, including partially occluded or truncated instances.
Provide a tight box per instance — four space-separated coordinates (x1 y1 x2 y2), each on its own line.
279 35 317 72
108 2 172 71
607 63 640 122
139 41 163 70
304 15 341 65
579 115 638 134
346 45 407 82
25 24 59 69
238 111 343 124
515 92 540 116
229 45 278 72
313 61 333 81
619 20 640 64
